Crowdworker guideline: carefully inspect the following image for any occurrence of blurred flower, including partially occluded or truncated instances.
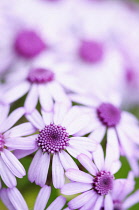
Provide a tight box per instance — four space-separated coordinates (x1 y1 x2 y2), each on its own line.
61 144 121 210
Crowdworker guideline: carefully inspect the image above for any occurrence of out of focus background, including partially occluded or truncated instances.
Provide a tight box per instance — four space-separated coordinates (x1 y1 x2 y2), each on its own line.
1 0 139 209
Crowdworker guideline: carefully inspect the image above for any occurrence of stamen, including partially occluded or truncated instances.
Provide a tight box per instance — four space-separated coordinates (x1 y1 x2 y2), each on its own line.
0 134 5 152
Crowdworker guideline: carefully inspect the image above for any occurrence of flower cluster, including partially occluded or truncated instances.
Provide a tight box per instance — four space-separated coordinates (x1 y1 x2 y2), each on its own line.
0 0 139 210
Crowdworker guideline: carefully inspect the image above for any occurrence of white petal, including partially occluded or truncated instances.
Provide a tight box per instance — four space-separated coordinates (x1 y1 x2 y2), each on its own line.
65 169 93 183
59 150 78 171
26 109 45 130
104 194 113 210
47 196 66 210
93 196 103 210
66 145 92 159
93 144 104 171
39 85 53 112
52 154 65 189
89 125 106 143
61 182 92 195
0 104 10 126
41 109 53 125
53 102 70 125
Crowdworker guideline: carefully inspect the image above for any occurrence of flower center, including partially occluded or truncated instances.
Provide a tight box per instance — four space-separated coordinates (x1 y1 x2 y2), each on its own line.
14 30 46 59
27 68 55 84
97 103 121 127
93 171 114 195
113 200 123 210
0 134 5 152
78 40 104 63
36 123 70 153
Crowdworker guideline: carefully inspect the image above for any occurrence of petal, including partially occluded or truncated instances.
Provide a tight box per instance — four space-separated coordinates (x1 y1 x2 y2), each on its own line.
79 192 98 210
0 157 17 188
61 182 92 195
78 153 98 176
39 85 53 112
89 125 106 143
47 196 66 210
0 104 10 126
24 84 39 113
1 149 25 178
8 187 28 210
93 196 103 210
65 169 93 183
52 154 65 189
68 190 94 209
93 144 104 171
0 189 15 210
53 102 70 125
41 109 53 125
2 81 30 104
13 148 37 159
26 109 45 130
34 185 51 210
69 137 97 152
104 194 113 210
59 151 78 171
66 145 92 159
4 122 36 138
123 190 139 209
0 107 25 133
110 160 121 174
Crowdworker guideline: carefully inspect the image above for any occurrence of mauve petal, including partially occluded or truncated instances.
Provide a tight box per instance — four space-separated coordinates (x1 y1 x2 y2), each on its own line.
123 190 139 209
2 81 30 104
52 154 65 189
4 122 36 138
127 157 139 177
41 109 53 125
47 196 66 210
93 196 103 210
59 151 78 171
0 189 15 210
61 182 92 195
26 109 45 130
1 149 25 178
89 125 106 143
39 85 53 112
24 84 39 113
14 148 37 159
78 153 98 176
110 160 121 175
79 192 98 210
68 190 94 209
28 150 42 182
0 104 10 126
8 188 28 210
70 137 97 152
35 152 50 187
65 169 93 183
66 145 92 159
34 185 51 210
0 107 25 133
104 194 113 210
93 144 104 171
5 135 37 150
0 157 17 188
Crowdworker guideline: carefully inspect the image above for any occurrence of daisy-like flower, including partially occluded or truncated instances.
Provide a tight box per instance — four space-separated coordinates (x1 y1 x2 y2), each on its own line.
1 55 81 113
22 103 96 188
110 172 139 210
61 144 121 210
0 104 36 187
0 185 68 210
70 91 139 176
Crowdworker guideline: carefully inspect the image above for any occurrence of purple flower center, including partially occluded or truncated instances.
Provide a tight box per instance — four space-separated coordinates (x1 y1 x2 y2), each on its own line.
27 68 55 84
14 30 46 59
97 103 121 127
36 123 70 153
93 171 114 195
0 134 5 152
78 40 104 63
113 200 122 210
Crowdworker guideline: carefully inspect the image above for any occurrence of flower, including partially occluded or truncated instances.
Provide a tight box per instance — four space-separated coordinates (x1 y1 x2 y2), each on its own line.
23 103 96 188
0 104 36 187
70 91 139 176
61 144 121 210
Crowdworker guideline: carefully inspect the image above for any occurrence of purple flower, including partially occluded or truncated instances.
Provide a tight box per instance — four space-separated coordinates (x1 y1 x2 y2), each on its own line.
21 103 96 188
61 145 121 210
0 104 36 187
70 92 139 176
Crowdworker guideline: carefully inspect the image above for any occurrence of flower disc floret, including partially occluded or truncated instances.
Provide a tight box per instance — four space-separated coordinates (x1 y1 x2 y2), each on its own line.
93 171 114 195
37 123 70 153
0 134 5 152
97 103 121 127
27 68 55 84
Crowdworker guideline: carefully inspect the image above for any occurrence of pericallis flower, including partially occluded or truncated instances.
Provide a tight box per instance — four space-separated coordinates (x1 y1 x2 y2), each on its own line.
0 185 68 210
1 55 81 113
20 103 96 188
70 92 139 176
0 104 36 188
61 144 121 210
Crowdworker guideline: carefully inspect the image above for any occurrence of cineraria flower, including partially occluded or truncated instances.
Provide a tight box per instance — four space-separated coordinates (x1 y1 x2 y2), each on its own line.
0 104 36 187
0 185 68 210
61 144 121 210
110 172 139 210
70 92 139 176
1 55 81 113
23 103 96 188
